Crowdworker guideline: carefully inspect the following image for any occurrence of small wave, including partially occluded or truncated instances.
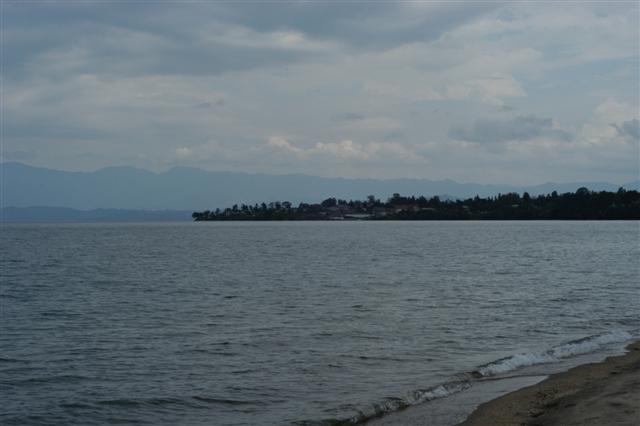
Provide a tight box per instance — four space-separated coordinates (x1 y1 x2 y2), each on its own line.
473 330 634 377
350 334 383 341
192 396 256 406
60 402 95 409
404 381 471 406
312 381 470 425
0 357 29 363
0 293 23 300
97 397 199 408
14 374 90 385
231 368 259 375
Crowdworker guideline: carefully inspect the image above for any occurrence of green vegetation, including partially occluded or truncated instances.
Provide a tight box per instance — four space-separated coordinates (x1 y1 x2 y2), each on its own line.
192 187 640 221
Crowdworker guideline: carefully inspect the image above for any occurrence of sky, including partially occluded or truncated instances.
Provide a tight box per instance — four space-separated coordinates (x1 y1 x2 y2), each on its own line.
3 1 639 185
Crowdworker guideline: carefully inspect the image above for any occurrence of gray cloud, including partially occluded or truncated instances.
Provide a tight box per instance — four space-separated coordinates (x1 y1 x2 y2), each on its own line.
3 2 639 185
612 118 640 141
14 31 317 80
5 2 497 80
3 150 36 161
216 2 499 49
336 113 366 122
449 115 572 143
5 4 321 80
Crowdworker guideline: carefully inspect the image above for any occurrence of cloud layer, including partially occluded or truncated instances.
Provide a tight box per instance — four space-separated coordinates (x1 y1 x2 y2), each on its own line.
449 115 572 144
3 2 639 184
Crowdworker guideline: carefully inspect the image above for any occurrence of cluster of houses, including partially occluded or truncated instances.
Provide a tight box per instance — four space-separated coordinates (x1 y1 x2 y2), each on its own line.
192 198 444 221
322 204 438 220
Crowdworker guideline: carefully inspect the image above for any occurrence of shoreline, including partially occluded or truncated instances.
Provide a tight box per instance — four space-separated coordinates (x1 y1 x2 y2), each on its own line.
366 341 639 426
458 341 640 426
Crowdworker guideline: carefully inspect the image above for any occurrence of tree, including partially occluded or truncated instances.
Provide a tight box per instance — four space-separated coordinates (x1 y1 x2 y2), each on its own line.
576 187 590 196
191 187 640 221
321 197 337 207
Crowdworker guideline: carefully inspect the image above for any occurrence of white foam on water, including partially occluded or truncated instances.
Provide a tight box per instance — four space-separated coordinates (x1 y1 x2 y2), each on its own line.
410 382 470 405
476 330 634 377
335 330 636 425
345 381 470 424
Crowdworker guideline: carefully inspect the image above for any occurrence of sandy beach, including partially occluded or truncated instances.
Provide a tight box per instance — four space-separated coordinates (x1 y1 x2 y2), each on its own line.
459 341 640 426
367 341 640 426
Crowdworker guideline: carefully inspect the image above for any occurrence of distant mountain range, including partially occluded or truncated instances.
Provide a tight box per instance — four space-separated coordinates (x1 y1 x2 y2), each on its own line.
0 206 192 223
2 162 638 222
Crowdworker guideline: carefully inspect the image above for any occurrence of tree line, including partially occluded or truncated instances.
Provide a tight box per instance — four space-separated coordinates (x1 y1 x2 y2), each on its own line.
192 187 640 221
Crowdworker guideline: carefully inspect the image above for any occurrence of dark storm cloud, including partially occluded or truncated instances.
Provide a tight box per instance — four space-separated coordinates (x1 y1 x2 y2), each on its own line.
449 115 572 143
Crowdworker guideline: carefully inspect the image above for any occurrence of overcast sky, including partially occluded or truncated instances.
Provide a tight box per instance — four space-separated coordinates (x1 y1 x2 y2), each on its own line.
3 1 639 184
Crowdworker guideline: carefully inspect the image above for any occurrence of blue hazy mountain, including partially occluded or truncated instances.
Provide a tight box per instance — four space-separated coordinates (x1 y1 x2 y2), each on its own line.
2 162 638 211
1 206 192 223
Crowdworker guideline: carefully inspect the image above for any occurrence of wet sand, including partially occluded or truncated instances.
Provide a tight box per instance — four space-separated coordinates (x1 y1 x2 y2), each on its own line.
459 341 640 426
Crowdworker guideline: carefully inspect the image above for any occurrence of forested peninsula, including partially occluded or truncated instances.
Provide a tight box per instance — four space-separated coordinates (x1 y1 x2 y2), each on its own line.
192 187 640 221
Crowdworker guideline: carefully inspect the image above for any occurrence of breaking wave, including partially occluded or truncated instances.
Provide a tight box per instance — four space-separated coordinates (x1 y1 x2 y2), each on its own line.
345 381 470 424
473 330 634 377
305 330 636 425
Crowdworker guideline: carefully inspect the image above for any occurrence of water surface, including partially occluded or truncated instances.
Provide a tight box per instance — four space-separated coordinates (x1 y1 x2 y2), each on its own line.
1 221 638 425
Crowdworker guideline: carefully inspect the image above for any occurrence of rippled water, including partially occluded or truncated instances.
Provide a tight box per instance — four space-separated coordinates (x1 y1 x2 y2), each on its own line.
1 221 639 425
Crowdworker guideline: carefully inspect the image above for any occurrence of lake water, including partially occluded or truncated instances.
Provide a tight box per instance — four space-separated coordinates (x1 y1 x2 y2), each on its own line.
1 221 639 425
